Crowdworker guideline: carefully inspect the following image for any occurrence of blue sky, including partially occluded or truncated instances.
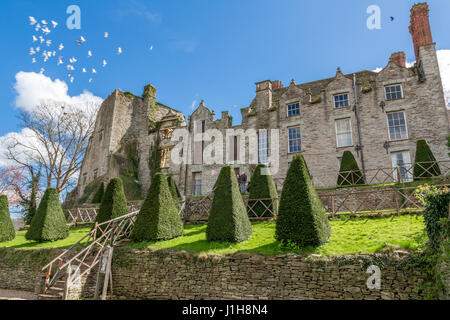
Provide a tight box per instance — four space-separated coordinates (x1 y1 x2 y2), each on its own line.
1 0 450 137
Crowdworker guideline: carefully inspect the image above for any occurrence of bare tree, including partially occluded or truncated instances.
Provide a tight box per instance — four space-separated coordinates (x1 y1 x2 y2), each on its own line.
4 101 99 193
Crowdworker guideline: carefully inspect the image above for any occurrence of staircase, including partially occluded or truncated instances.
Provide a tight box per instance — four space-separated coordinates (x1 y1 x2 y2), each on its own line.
39 211 139 300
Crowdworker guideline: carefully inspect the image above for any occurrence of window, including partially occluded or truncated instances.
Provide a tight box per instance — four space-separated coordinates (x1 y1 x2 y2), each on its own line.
391 151 412 182
335 118 353 147
387 112 408 141
287 103 300 117
193 172 202 196
258 130 269 165
334 93 349 108
288 127 301 153
385 85 403 100
229 135 240 162
193 120 205 164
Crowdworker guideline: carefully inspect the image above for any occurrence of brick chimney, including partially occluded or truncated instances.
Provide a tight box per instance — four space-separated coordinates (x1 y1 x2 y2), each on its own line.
409 3 433 61
390 52 406 68
272 80 284 90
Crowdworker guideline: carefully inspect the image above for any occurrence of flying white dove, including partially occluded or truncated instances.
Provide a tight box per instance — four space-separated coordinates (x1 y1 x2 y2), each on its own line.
88 50 92 58
39 36 44 43
35 46 41 52
117 47 123 55
29 16 37 26
89 78 93 83
80 36 86 43
41 20 48 25
149 45 153 51
35 23 41 31
29 48 36 55
58 43 64 51
104 32 109 38
42 27 51 35
40 68 45 74
92 68 97 74
57 57 63 65
32 58 36 64
51 20 58 28
102 59 107 67
32 35 38 42
70 77 74 83
52 51 56 56
82 68 87 73
46 40 52 47
69 57 77 64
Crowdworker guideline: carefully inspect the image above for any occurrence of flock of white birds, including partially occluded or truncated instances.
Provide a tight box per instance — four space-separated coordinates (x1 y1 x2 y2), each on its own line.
28 16 154 85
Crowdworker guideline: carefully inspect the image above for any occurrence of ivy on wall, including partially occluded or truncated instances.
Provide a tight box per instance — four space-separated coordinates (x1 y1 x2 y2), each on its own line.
119 142 142 201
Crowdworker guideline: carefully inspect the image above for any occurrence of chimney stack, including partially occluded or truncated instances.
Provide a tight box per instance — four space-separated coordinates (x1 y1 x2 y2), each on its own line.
409 3 433 61
272 80 284 90
390 52 406 68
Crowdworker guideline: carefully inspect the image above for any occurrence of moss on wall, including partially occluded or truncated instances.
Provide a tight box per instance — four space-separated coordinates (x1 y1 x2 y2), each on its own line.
119 142 142 201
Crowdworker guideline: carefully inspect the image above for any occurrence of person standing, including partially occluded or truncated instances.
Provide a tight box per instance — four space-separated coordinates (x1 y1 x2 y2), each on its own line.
240 172 248 194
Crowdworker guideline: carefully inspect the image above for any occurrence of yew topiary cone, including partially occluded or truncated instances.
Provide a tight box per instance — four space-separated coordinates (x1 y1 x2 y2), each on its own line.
206 166 252 243
0 195 15 242
276 154 331 246
95 178 128 224
131 173 184 241
26 188 69 242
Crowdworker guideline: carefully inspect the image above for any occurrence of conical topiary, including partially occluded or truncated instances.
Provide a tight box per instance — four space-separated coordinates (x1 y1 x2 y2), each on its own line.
131 173 184 241
0 195 15 242
337 151 365 186
206 166 252 243
92 182 105 204
167 174 182 204
95 178 128 224
413 139 441 180
276 154 331 246
26 188 69 242
248 164 278 218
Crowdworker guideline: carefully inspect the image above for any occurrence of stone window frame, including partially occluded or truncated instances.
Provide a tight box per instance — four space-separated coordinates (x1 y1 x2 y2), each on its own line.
386 111 408 141
258 130 269 165
287 126 302 154
335 118 353 148
384 84 404 101
287 102 300 118
192 172 202 196
333 92 350 109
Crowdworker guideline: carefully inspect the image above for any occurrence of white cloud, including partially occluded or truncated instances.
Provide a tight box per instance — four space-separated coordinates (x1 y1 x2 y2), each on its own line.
13 71 103 113
0 128 44 167
437 50 450 108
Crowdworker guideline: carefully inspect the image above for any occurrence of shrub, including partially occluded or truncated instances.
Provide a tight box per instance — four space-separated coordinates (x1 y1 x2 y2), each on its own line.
276 154 331 246
0 195 15 242
413 139 441 180
206 166 252 243
248 164 278 218
95 178 128 224
167 174 182 204
131 173 184 241
337 151 365 186
26 188 69 242
92 182 105 204
422 187 450 250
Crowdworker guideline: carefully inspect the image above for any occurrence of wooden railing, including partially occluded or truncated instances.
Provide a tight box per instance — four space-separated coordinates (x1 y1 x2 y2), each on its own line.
65 203 142 225
41 210 139 299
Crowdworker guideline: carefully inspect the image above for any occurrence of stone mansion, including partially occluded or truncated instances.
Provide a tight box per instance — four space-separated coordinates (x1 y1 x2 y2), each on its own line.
70 3 449 203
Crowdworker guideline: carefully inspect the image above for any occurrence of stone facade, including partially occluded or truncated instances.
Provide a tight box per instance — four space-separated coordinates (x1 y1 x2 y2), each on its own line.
72 3 449 202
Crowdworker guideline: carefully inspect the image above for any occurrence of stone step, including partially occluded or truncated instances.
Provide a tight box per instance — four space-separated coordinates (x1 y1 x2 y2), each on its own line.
47 287 64 295
38 294 63 301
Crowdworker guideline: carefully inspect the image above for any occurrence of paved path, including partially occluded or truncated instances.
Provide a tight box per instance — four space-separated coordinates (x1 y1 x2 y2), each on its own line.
0 289 37 300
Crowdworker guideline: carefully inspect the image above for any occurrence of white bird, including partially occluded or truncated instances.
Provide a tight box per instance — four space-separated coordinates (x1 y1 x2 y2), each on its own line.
80 36 86 43
70 65 75 71
35 46 41 52
118 47 123 55
92 68 97 74
58 43 64 51
149 45 153 51
68 73 72 77
82 68 87 73
41 20 48 25
76 40 81 45
102 59 107 67
39 36 45 43
51 20 58 28
52 51 56 56
42 27 51 35
88 50 92 58
104 32 109 38
46 40 52 47
89 78 93 83
32 35 38 42
40 68 45 74
70 77 74 83
35 23 41 31
29 16 37 26
69 57 77 64
29 48 36 55
32 58 36 63
57 57 63 65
